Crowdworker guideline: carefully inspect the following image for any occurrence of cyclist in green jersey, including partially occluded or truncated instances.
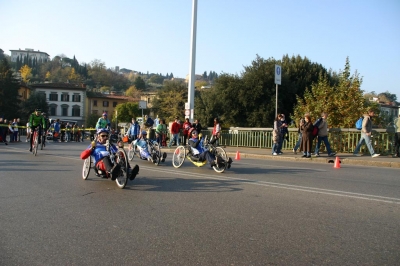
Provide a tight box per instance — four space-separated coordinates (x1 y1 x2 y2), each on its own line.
95 112 111 130
29 108 46 151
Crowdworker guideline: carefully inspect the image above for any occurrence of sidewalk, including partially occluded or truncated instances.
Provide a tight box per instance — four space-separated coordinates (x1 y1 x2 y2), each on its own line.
164 146 400 169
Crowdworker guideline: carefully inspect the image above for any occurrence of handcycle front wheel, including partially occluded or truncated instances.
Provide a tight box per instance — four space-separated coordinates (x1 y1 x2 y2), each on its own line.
172 146 186 168
127 142 136 161
212 146 228 173
115 148 129 189
82 156 91 180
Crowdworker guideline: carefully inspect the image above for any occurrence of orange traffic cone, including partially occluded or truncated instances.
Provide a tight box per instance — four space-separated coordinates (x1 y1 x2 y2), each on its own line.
235 151 241 160
334 156 341 168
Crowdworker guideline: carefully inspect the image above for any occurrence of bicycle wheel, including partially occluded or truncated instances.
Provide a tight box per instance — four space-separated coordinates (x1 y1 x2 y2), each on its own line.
152 142 162 165
82 156 91 180
172 146 186 168
115 148 128 189
212 146 228 173
33 133 38 156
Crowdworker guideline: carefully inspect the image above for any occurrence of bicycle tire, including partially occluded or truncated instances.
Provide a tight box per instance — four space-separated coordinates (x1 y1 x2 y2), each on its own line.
115 148 128 189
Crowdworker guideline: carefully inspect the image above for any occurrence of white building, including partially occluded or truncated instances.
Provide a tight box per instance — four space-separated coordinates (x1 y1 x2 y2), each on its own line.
30 83 86 125
10 48 50 63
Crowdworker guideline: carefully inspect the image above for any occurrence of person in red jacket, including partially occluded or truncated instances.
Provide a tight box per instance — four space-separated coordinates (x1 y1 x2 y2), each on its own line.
168 116 181 148
182 118 192 145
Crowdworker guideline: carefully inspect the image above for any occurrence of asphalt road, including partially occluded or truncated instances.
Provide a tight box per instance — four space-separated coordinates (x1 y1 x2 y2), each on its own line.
1 141 400 265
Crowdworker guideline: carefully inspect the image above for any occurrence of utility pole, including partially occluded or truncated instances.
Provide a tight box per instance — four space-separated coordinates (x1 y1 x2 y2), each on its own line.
187 0 198 123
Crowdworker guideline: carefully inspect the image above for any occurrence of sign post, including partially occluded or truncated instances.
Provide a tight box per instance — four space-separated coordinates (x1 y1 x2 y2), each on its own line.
274 65 281 117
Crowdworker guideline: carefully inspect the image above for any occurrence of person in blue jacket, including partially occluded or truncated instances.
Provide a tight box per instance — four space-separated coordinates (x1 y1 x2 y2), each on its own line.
127 117 140 142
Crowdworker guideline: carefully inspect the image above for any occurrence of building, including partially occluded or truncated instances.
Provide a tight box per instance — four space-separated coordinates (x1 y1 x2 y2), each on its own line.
85 91 136 126
18 83 31 101
10 48 50 63
30 82 86 125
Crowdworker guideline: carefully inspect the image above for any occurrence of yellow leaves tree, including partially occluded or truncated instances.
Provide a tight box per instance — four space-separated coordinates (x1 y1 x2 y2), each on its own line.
125 85 141 99
19 65 32 83
45 71 51 81
68 68 80 82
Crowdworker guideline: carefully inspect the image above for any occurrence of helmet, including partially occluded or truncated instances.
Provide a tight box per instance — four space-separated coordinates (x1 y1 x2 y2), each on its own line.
188 127 196 137
102 112 107 117
35 108 41 112
141 130 147 135
97 128 109 135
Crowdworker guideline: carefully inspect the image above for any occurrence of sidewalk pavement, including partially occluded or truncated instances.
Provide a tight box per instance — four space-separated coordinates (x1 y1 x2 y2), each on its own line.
164 145 400 169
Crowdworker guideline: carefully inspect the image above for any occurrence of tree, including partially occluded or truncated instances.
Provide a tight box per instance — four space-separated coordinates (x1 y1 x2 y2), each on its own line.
292 57 364 128
378 91 397 103
20 92 49 121
125 85 141 99
20 65 32 83
151 80 187 122
112 102 141 124
133 76 146 90
0 58 21 119
148 75 164 84
100 86 111 93
68 68 80 82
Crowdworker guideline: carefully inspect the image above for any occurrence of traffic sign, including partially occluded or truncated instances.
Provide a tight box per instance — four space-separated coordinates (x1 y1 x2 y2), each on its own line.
185 109 190 116
275 65 281 85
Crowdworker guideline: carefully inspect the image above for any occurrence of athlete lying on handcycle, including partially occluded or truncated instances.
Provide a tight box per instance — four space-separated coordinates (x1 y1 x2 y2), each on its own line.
188 130 223 168
132 130 167 164
80 128 139 180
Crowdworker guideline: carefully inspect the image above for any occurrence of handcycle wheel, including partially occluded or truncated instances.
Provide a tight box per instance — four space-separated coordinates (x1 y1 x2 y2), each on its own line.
82 156 91 180
152 142 162 166
33 133 38 156
212 146 227 173
115 148 129 189
128 142 137 161
172 146 186 168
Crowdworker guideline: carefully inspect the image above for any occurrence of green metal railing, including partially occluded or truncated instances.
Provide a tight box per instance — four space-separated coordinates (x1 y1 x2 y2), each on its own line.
174 128 396 155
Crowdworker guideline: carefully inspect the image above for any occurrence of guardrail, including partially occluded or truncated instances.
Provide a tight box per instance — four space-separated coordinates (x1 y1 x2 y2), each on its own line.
173 128 396 155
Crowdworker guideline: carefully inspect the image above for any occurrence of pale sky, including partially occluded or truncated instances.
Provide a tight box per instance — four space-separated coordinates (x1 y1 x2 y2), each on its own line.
1 0 399 98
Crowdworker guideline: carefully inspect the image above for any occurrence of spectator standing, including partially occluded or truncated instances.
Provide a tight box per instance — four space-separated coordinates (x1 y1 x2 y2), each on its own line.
293 118 304 154
65 123 71 142
60 122 66 142
11 118 18 142
212 118 221 146
155 119 167 146
168 116 181 148
394 114 400 157
300 114 314 158
154 115 160 127
127 118 140 143
353 109 380 157
81 125 85 142
192 119 202 134
272 115 283 155
0 117 7 144
314 112 336 157
278 114 288 154
182 118 192 145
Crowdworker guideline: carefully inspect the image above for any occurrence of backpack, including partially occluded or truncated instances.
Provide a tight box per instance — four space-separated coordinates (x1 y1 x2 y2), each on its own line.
145 117 154 127
312 117 322 138
355 117 363 130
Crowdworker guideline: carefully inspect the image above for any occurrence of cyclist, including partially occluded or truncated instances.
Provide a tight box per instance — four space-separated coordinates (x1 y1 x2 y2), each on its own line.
28 108 46 152
80 128 139 181
96 112 111 130
133 130 167 163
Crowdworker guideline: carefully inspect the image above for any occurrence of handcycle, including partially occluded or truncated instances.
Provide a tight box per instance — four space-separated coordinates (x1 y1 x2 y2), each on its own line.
128 137 165 165
82 139 130 189
172 135 231 173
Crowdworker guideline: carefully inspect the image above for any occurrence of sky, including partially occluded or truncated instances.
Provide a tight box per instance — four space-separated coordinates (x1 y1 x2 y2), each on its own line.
1 0 399 99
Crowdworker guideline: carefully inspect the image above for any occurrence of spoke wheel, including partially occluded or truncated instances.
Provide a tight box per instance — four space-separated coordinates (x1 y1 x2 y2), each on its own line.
152 142 162 166
115 148 129 189
212 146 227 173
82 156 91 180
128 143 137 161
172 146 186 168
33 134 38 156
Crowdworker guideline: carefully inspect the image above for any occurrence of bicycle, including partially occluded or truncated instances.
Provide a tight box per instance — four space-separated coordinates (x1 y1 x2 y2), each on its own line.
31 128 40 156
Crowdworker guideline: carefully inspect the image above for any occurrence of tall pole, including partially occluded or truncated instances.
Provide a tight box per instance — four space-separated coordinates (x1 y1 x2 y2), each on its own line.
275 84 278 118
187 0 197 123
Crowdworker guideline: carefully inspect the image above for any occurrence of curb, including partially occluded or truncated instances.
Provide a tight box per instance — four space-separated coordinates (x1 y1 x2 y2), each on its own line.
225 152 400 169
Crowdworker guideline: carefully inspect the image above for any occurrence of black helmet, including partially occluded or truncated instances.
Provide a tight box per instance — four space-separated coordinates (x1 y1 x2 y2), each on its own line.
35 108 41 112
